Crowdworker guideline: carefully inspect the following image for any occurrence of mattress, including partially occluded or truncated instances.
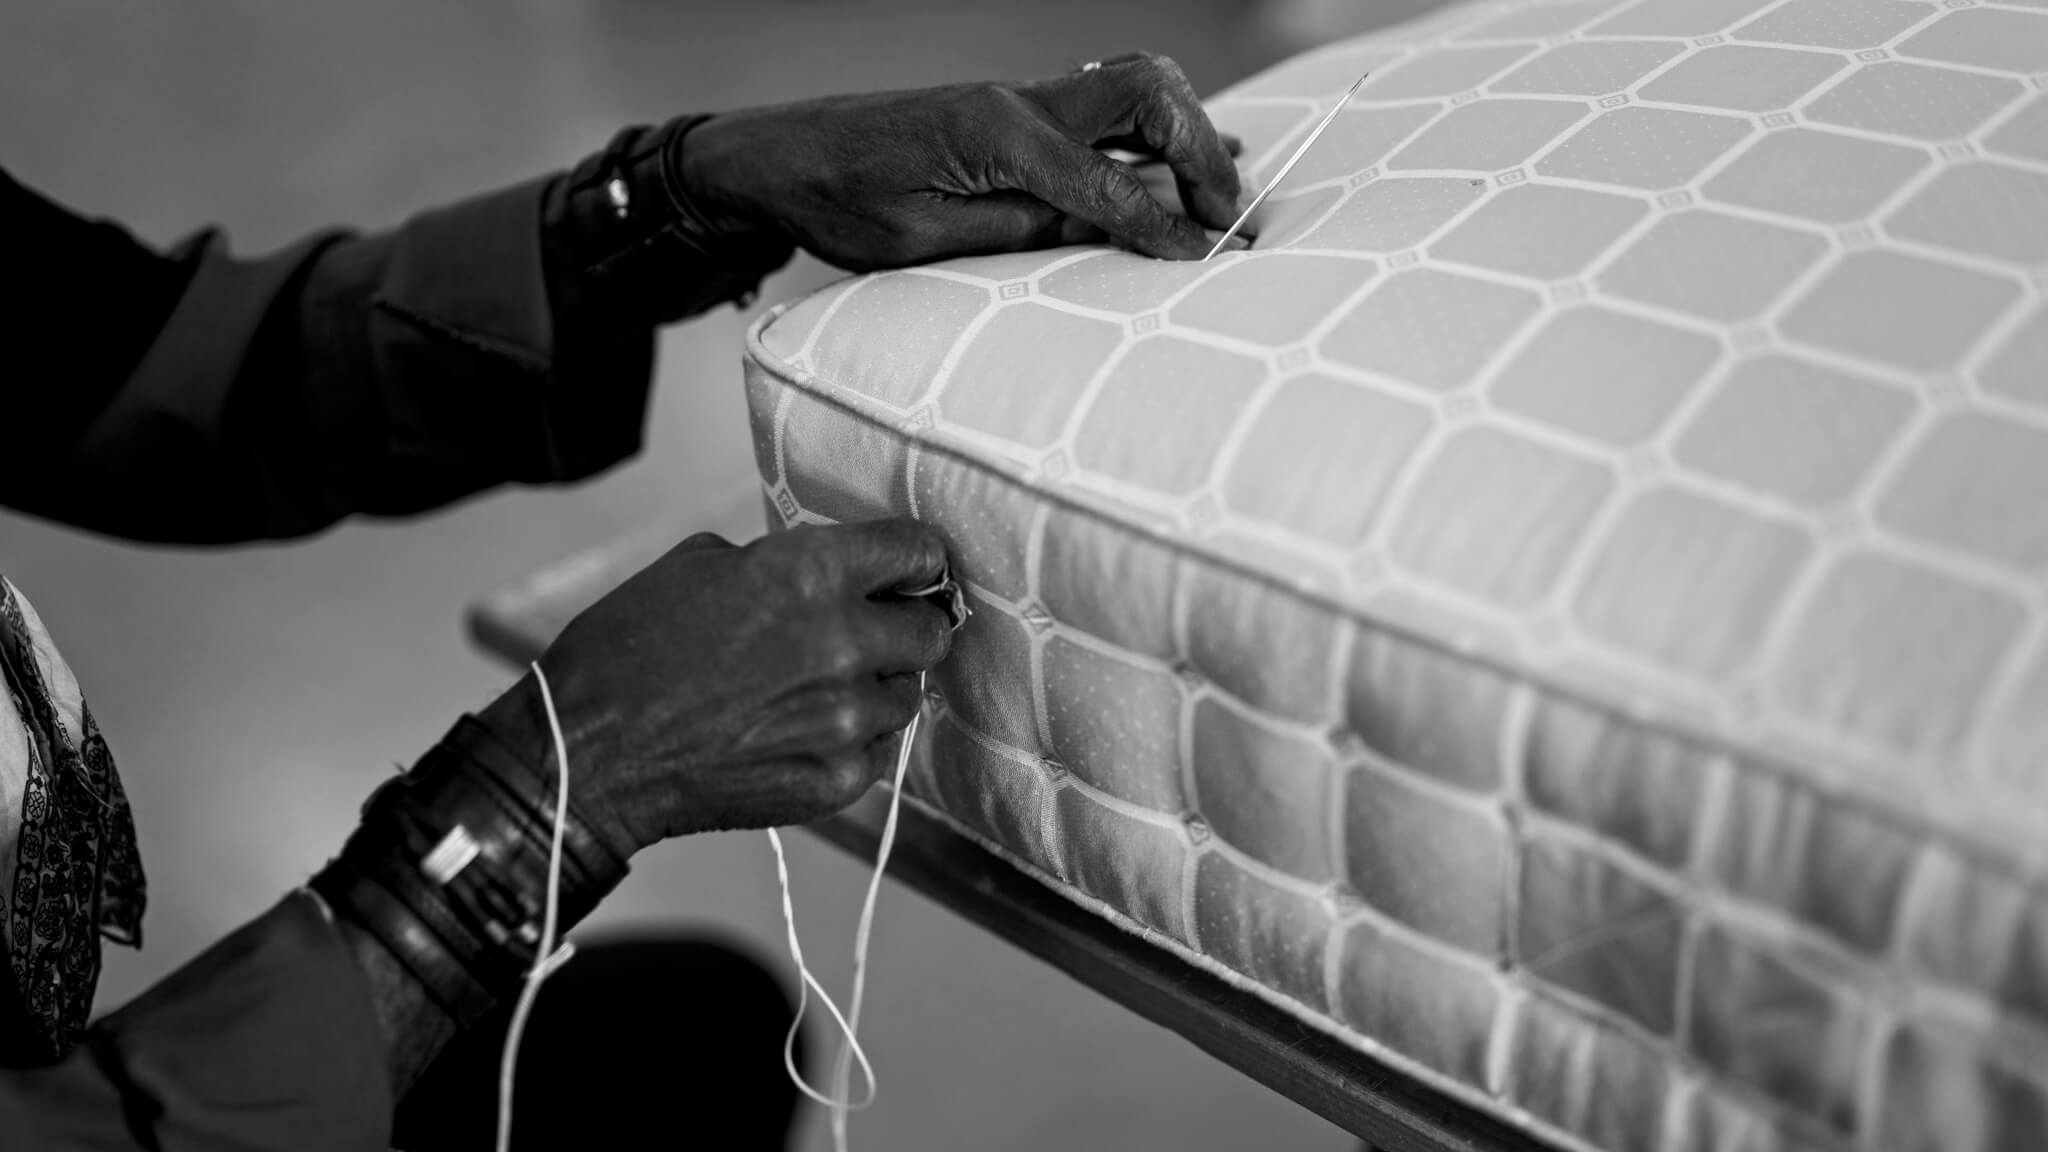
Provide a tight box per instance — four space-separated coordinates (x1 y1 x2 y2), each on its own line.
741 2 2048 1149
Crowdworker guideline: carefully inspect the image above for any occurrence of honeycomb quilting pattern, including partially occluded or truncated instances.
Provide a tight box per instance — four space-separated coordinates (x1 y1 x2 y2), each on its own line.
742 2 2048 1149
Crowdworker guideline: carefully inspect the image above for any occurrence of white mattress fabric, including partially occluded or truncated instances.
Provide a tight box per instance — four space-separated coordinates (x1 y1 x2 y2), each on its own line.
741 2 2048 1148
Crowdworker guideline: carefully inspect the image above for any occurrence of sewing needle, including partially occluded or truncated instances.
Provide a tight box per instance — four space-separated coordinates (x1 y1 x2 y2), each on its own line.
1203 70 1372 261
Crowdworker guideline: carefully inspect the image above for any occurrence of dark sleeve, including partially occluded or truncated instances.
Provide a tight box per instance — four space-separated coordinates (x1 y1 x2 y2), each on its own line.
0 895 394 1151
0 117 793 545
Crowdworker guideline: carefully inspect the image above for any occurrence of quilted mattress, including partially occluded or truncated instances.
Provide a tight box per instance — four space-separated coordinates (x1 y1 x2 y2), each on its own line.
742 2 2048 1149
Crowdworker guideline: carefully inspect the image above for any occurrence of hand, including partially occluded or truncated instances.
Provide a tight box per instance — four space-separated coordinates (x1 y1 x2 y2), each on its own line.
676 52 1246 271
480 520 956 853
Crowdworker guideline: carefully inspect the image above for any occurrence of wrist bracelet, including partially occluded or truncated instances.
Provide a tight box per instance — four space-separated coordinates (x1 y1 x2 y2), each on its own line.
312 716 632 1025
654 114 798 303
446 712 636 875
309 862 500 1028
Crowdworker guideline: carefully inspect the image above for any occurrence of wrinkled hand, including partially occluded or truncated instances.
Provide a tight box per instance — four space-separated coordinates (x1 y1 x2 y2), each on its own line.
481 520 955 854
677 52 1246 271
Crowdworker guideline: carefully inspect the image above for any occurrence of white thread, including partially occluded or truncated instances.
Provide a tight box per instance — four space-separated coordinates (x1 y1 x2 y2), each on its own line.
828 681 919 1152
490 661 923 1152
767 670 924 1152
1203 68 1373 260
496 662 578 1152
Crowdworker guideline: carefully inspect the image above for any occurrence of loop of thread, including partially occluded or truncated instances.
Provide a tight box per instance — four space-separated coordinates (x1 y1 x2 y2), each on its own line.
488 663 922 1152
496 663 577 1152
769 670 923 1152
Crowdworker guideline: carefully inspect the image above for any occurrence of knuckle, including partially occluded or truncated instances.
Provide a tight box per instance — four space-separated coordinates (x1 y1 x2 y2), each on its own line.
679 531 729 550
826 701 870 748
657 532 733 577
1139 52 1189 91
965 81 1019 125
1103 171 1153 225
816 629 866 679
1158 105 1197 156
743 526 794 565
831 753 877 799
745 532 790 573
809 744 875 795
790 543 840 602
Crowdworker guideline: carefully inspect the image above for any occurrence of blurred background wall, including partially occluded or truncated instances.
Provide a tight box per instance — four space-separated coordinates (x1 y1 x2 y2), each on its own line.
0 1 1438 1147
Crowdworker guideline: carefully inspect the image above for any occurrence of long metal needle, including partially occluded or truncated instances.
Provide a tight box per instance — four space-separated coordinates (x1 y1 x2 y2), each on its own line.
1203 70 1372 261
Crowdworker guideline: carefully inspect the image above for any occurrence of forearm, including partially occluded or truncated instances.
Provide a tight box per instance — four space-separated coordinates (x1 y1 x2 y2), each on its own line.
0 113 791 546
0 182 652 543
0 697 634 1149
539 115 795 353
327 907 462 1095
309 693 636 1101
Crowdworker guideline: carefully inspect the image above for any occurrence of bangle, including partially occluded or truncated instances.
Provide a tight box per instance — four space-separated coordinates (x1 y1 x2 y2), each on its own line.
446 713 636 876
311 717 632 1025
298 885 337 929
655 114 797 300
309 862 499 1028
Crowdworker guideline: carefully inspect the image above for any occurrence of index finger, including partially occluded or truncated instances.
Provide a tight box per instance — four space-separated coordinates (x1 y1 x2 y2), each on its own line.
1027 53 1241 232
1010 128 1214 260
819 518 951 597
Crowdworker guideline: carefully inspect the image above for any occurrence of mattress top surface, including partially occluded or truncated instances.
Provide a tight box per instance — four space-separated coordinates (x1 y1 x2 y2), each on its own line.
758 0 2048 870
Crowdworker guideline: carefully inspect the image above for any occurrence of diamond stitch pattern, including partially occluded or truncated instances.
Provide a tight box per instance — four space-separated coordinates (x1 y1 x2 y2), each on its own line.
1387 98 1590 171
1804 61 2026 140
1599 207 1829 320
1492 39 1686 95
1703 126 1929 222
1885 161 2048 265
1674 354 1915 503
1299 176 1488 251
1732 0 1932 49
1590 0 1776 36
1432 183 1650 279
743 3 2048 1148
1985 92 2048 163
1637 43 1847 110
1489 306 1721 443
1778 249 2020 371
1321 267 1542 388
1364 43 1543 99
1535 105 1753 188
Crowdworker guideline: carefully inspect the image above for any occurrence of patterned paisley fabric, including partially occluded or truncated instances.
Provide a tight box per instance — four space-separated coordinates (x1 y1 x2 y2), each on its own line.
0 575 144 1065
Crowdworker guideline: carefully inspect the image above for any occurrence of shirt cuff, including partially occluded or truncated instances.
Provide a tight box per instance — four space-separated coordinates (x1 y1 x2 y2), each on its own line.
540 118 797 351
370 175 657 486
